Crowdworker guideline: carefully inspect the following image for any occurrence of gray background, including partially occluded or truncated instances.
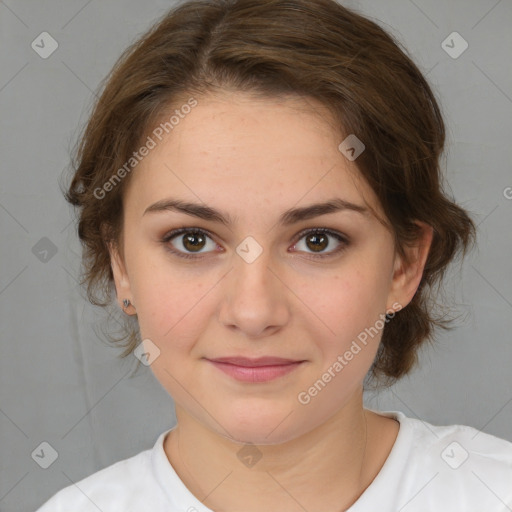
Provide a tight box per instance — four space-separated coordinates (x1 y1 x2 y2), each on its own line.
1 0 511 510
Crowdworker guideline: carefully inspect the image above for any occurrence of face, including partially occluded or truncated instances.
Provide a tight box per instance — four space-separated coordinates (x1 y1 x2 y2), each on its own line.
110 91 431 445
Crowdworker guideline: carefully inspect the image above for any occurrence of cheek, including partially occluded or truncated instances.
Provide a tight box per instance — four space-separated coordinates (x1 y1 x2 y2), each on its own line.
300 267 387 340
294 269 389 394
129 251 213 349
297 271 386 402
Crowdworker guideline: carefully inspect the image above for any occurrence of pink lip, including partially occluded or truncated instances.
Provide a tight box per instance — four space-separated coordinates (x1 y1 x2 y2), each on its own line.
205 357 305 383
208 356 302 367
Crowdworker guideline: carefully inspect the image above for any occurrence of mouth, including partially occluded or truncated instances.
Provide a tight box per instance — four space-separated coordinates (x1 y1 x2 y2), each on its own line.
204 356 306 383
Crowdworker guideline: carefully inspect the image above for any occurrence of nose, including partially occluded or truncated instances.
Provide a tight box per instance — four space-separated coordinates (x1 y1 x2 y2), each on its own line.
217 246 290 338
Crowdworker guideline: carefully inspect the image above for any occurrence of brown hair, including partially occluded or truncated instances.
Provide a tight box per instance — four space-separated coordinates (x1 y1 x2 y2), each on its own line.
64 0 476 387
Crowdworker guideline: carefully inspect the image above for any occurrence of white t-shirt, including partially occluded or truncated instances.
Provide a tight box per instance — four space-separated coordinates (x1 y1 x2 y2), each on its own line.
35 410 512 511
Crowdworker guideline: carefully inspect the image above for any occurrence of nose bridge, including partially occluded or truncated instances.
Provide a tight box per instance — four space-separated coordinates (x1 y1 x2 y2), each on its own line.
218 235 289 336
232 235 278 296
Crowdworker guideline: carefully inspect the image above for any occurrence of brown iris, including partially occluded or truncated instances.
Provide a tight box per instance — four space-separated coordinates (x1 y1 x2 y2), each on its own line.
305 233 328 252
182 232 206 252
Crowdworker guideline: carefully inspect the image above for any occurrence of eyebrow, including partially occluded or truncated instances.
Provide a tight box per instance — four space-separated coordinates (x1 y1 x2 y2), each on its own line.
143 197 370 226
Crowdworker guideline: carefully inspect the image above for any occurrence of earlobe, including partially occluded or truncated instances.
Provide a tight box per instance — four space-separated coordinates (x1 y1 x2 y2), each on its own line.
107 241 135 313
387 221 434 311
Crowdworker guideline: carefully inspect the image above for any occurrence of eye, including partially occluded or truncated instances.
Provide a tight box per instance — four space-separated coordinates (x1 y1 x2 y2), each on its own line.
291 228 349 258
161 227 350 260
162 228 218 259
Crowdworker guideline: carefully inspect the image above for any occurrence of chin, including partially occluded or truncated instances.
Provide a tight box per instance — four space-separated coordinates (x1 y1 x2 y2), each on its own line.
214 412 307 447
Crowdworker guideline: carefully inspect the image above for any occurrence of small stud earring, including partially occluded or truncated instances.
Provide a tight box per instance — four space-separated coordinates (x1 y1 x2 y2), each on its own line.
123 299 131 308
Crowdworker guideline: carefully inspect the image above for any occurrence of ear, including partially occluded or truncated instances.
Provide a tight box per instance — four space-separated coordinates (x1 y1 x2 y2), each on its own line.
107 240 136 314
386 221 434 312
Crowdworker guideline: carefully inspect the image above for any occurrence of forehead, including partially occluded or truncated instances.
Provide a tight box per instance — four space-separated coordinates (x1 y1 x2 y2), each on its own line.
163 91 341 159
125 92 380 220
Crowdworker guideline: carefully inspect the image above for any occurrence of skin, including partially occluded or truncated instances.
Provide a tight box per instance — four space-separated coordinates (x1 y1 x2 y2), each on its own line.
109 90 433 512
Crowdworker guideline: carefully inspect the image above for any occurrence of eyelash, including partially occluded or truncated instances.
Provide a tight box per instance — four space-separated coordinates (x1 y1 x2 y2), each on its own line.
161 227 350 260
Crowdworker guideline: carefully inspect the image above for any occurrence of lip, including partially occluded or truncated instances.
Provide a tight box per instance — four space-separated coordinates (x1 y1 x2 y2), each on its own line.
207 356 303 367
205 357 306 383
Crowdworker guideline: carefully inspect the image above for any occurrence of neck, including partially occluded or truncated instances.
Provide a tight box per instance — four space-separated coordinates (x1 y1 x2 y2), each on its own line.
163 390 389 512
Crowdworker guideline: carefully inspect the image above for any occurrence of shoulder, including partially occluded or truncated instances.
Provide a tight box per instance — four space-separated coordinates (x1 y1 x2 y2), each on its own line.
404 412 512 467
391 411 512 510
35 432 170 511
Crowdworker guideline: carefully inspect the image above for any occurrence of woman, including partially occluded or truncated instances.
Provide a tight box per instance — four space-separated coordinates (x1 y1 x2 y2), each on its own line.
36 0 512 510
